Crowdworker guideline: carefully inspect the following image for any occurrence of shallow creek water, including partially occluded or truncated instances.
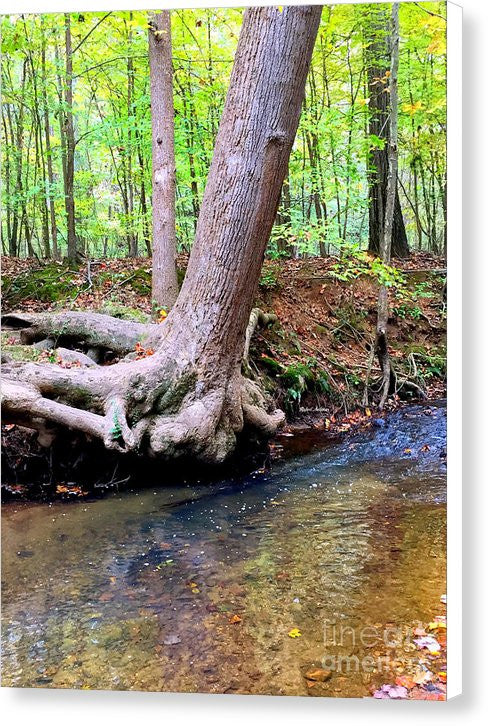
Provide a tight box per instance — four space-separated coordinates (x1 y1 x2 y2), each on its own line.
2 403 446 697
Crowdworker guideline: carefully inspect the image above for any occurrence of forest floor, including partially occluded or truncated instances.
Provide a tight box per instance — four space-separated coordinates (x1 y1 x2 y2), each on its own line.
1 252 446 497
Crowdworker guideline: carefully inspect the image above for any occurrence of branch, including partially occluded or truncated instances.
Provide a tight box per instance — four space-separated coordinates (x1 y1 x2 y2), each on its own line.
72 12 113 55
413 3 447 21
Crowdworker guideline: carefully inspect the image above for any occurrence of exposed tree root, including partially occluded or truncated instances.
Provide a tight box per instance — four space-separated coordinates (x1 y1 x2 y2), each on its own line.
243 308 278 370
1 311 161 357
1 309 284 463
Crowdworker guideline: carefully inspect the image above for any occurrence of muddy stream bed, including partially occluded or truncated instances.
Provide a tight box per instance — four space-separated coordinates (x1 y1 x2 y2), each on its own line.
1 402 446 697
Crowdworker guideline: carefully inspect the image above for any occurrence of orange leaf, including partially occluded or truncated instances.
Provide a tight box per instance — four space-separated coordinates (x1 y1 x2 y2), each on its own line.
395 675 416 690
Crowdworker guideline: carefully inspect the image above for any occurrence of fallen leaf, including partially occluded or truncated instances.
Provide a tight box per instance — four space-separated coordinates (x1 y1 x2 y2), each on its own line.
373 684 408 699
395 675 416 689
305 668 332 682
288 628 302 638
414 635 441 654
427 621 446 631
413 668 434 685
229 614 242 624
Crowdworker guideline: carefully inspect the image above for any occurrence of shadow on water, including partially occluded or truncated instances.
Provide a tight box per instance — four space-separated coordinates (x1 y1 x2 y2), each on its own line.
1 402 446 697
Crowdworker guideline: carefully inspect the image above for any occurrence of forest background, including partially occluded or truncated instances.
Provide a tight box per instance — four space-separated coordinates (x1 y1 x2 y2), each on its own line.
0 2 447 262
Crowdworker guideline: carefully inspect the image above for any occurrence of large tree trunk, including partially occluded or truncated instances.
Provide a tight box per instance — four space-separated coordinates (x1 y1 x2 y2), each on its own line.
149 10 179 310
2 6 322 464
365 4 409 259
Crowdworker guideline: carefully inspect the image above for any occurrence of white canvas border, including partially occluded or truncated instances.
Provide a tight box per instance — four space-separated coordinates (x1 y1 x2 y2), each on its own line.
446 0 462 700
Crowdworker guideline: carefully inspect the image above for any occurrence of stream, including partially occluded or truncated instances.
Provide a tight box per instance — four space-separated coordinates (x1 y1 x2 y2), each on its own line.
1 402 446 697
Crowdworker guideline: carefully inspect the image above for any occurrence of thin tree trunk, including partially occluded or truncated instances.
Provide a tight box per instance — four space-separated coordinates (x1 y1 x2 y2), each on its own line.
375 3 400 408
176 71 200 228
138 156 151 257
323 53 342 242
126 13 137 257
41 19 59 259
54 41 68 258
64 14 77 263
365 3 409 258
7 61 27 257
149 11 179 310
1 110 12 250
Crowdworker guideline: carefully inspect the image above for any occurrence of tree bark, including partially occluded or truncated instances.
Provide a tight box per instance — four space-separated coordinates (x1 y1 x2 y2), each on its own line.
2 5 322 463
41 19 59 260
149 11 179 310
6 61 28 257
64 14 77 263
375 3 400 408
126 13 138 258
365 4 409 259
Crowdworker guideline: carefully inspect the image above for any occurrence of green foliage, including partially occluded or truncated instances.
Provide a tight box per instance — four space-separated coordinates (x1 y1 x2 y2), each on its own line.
279 359 331 415
110 411 123 441
1 3 446 259
393 303 423 320
328 242 407 290
259 262 280 291
259 356 284 375
407 345 446 382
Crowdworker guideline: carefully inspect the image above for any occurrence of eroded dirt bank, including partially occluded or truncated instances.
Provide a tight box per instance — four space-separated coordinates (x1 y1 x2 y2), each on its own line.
1 253 446 499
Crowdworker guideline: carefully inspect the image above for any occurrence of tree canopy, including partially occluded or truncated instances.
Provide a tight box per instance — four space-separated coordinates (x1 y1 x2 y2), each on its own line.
1 3 447 260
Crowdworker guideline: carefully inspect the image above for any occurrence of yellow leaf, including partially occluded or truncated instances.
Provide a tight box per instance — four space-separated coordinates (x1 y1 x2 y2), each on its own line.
288 628 302 638
402 101 424 116
428 621 447 631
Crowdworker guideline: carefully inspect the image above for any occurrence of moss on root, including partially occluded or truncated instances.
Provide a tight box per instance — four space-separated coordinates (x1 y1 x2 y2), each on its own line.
100 301 150 323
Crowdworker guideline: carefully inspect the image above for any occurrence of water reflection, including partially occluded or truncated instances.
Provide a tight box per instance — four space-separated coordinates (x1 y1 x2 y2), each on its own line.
2 403 446 696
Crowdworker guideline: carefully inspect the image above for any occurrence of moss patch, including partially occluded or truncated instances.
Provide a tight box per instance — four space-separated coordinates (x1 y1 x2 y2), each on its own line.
2 263 77 307
100 301 150 323
1 333 41 362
